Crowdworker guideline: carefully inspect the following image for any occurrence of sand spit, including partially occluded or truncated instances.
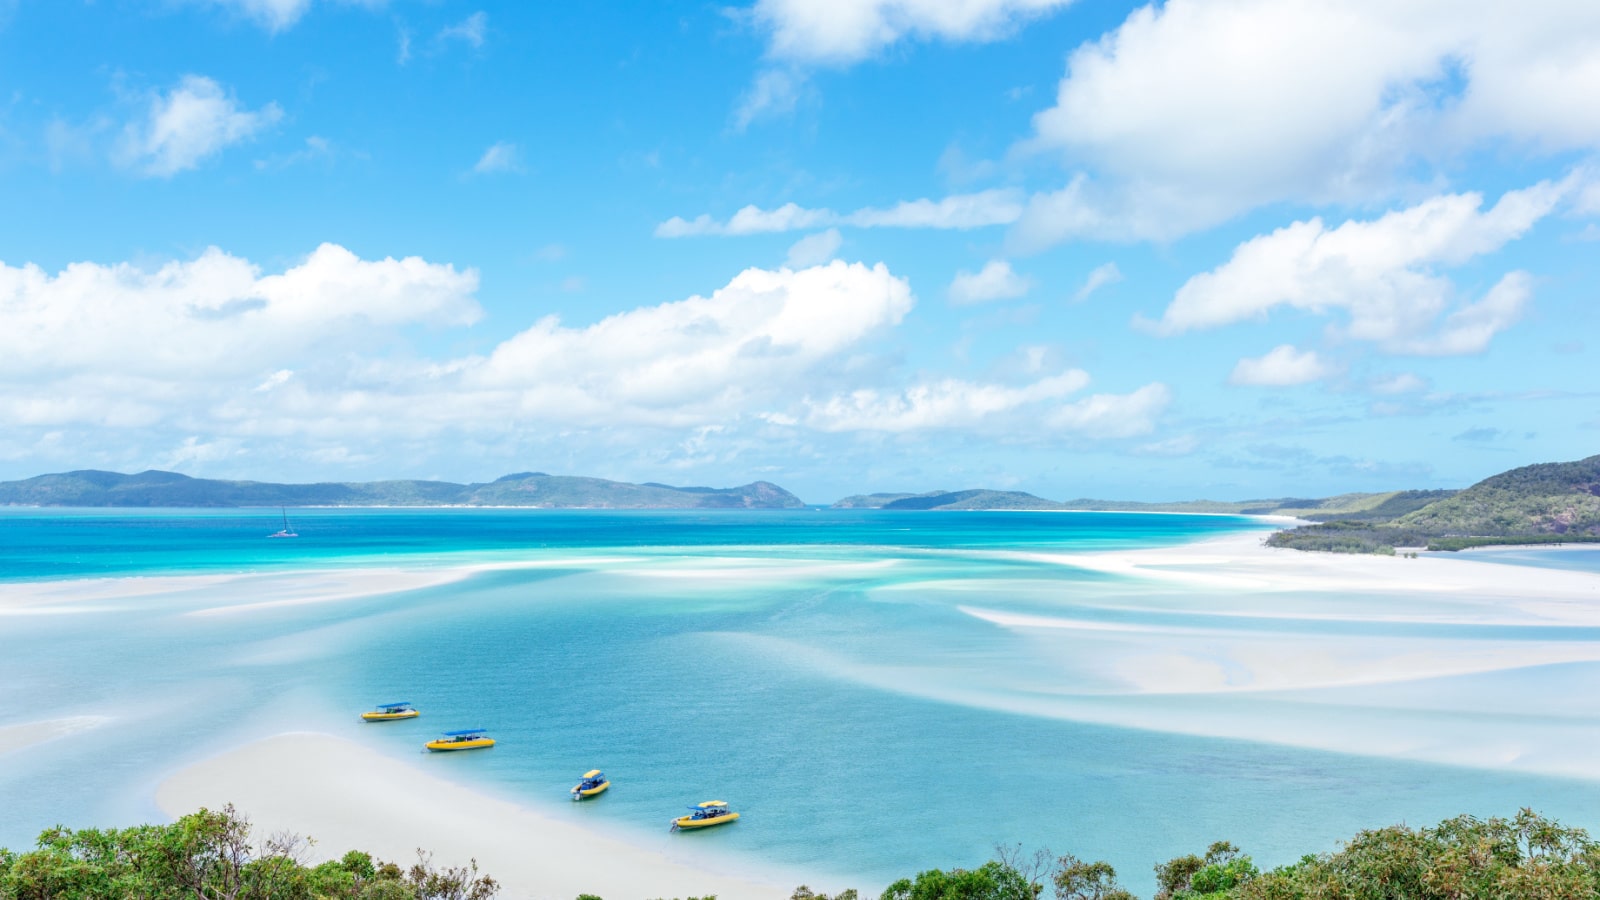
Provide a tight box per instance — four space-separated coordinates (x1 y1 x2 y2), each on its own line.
0 716 112 757
156 733 790 900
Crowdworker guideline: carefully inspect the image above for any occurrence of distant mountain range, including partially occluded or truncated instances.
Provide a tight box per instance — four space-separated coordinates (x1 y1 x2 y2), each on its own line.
5 455 1598 553
834 453 1600 554
828 488 1454 517
0 470 804 509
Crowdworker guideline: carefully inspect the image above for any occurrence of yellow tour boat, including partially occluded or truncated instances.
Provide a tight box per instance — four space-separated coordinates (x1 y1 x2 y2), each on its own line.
361 701 419 722
671 800 740 831
572 769 610 799
425 728 495 751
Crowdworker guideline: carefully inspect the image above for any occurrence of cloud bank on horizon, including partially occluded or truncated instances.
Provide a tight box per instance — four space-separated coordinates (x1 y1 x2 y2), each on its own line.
0 0 1596 501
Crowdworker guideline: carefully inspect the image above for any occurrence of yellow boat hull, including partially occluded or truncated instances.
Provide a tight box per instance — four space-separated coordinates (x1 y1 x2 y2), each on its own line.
425 738 495 751
673 812 740 829
361 710 420 721
573 781 610 798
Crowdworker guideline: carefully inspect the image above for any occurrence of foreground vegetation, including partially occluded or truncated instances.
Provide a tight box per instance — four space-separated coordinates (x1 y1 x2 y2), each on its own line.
6 807 1598 899
0 806 497 899
835 809 1600 900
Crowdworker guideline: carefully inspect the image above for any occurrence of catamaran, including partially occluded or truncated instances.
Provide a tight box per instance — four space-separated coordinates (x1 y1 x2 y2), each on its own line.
361 701 419 721
572 769 610 799
425 729 495 751
671 800 739 830
268 508 298 539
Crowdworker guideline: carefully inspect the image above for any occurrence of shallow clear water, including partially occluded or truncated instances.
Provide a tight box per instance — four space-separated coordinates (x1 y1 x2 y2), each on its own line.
1445 545 1600 574
4 509 1600 896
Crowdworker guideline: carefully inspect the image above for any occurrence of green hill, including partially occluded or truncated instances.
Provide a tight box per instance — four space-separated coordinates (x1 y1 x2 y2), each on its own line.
1394 455 1600 535
829 489 1457 518
1268 454 1600 553
831 491 939 508
881 489 1065 510
0 470 804 509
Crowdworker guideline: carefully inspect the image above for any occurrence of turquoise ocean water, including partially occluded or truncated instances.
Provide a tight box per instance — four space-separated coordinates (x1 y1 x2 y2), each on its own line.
3 508 1600 896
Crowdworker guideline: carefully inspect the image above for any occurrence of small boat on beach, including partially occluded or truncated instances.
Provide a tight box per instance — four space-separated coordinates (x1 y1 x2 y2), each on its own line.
425 729 495 751
671 800 739 831
360 701 419 722
571 769 610 799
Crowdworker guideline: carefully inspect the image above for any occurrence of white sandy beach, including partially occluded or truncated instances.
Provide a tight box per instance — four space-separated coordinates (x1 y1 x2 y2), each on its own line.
157 733 794 900
1035 528 1600 623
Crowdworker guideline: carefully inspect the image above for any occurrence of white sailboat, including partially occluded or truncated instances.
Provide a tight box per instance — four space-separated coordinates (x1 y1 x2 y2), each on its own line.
268 507 298 539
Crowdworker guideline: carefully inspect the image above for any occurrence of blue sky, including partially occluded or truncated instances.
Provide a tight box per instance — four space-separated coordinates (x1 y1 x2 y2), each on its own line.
1 0 1597 503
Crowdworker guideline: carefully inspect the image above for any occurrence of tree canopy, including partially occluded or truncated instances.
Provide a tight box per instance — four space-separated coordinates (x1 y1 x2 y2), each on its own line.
0 806 497 900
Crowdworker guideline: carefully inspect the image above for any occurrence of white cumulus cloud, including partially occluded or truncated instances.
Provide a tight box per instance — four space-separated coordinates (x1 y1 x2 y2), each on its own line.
849 190 1025 229
1157 178 1570 354
0 245 1167 473
197 0 314 31
656 189 1022 237
1229 345 1337 386
657 202 834 237
460 261 914 427
804 370 1090 432
751 0 1074 65
949 260 1032 305
736 0 1072 124
0 243 480 383
1047 383 1171 438
117 75 282 177
1015 0 1600 245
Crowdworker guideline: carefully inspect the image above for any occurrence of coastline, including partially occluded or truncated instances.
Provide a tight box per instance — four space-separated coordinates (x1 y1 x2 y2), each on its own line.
9 516 1600 892
156 732 796 900
1030 528 1600 618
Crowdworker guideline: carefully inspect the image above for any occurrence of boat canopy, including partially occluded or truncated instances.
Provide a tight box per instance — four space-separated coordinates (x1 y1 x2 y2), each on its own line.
377 701 412 708
582 770 603 779
697 800 728 808
443 729 488 736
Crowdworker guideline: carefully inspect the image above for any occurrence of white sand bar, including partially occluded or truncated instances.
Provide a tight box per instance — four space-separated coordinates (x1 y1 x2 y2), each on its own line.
1034 529 1600 624
157 733 789 900
0 716 111 756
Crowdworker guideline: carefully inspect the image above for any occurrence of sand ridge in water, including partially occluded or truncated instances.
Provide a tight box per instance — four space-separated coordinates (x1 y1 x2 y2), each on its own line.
156 733 793 900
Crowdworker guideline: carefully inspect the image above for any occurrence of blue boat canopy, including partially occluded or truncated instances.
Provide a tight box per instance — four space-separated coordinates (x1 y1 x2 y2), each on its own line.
377 701 412 708
443 728 487 736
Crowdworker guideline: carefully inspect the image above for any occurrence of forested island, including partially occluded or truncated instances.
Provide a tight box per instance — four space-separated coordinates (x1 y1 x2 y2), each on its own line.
3 806 1594 899
0 470 804 510
1264 454 1600 554
834 454 1600 555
